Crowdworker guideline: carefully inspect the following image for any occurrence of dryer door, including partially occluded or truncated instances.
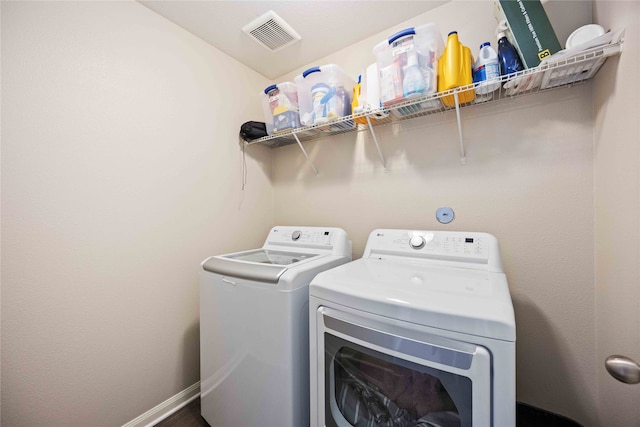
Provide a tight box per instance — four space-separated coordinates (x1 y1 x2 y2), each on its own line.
315 307 491 427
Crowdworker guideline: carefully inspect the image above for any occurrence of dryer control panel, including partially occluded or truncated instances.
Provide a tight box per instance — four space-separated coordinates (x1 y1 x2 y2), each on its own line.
364 229 503 272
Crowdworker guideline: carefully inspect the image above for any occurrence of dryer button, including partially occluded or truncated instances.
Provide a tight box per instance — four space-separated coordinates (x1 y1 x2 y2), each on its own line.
292 230 301 241
409 235 425 250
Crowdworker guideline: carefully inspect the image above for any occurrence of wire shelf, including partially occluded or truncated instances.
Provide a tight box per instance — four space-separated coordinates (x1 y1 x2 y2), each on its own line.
245 37 623 150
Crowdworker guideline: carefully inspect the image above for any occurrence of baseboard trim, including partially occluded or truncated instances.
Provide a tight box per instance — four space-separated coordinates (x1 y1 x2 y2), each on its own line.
122 382 200 427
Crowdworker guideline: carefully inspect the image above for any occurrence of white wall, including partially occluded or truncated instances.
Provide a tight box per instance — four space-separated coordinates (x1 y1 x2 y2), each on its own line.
273 1 599 425
593 1 640 426
0 3 3 423
0 1 273 425
3 1 632 426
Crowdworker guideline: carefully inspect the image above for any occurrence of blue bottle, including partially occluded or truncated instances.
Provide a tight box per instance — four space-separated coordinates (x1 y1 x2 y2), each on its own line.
497 31 524 75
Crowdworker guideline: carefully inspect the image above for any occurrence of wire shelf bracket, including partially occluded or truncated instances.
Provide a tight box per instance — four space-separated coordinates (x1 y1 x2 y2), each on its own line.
365 115 387 171
293 132 318 175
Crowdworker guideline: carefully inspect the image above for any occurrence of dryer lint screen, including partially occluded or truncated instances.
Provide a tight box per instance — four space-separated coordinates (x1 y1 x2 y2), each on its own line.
225 249 318 265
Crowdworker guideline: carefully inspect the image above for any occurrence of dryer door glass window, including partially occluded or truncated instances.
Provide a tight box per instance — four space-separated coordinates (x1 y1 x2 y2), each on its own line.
325 333 472 427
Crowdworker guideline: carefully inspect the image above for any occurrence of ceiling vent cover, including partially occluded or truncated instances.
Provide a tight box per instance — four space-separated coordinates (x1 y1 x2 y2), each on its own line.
242 10 301 52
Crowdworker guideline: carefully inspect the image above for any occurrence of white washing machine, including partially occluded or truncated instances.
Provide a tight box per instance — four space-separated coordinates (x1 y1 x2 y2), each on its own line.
200 226 351 427
309 229 516 427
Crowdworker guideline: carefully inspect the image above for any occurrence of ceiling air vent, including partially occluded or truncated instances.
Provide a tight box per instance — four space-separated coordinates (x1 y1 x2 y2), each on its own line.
242 10 301 52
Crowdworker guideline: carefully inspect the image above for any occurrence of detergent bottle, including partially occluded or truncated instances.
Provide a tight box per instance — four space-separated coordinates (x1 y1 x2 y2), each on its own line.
310 83 333 123
438 31 475 107
473 42 501 101
352 75 369 124
497 31 524 75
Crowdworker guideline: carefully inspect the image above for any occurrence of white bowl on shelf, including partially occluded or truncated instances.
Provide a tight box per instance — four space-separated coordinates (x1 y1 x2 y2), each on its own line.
566 24 605 49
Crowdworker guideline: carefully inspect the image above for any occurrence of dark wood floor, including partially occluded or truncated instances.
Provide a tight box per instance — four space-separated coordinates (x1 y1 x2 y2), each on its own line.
154 398 210 427
156 398 581 427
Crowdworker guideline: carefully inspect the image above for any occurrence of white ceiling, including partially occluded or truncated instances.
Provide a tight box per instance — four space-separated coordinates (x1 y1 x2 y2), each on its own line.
138 1 448 79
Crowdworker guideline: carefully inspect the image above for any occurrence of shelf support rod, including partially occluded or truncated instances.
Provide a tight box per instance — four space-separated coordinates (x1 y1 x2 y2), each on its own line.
453 90 466 165
293 133 318 175
365 115 387 171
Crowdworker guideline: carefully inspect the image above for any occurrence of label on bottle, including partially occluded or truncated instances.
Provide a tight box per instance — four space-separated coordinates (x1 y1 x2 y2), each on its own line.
403 65 426 97
473 62 500 83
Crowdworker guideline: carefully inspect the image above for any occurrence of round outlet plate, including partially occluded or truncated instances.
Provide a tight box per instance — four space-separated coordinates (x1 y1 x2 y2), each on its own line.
436 207 455 224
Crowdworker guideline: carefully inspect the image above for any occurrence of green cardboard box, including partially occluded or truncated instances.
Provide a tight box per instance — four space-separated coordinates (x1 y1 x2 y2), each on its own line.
495 0 562 68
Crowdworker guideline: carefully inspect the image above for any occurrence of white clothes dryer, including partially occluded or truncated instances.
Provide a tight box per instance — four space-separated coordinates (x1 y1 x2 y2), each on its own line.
309 229 516 427
200 226 351 427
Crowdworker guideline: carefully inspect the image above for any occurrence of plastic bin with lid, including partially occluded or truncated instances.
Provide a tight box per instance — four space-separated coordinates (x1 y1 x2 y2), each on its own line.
373 23 444 116
261 82 300 134
294 64 356 131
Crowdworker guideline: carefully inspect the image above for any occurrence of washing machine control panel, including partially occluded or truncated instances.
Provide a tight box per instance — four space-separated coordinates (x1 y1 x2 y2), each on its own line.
266 226 344 248
409 235 426 249
365 229 501 268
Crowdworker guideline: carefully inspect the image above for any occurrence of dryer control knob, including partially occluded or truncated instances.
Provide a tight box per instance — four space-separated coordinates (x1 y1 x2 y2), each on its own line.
292 230 302 241
409 235 425 250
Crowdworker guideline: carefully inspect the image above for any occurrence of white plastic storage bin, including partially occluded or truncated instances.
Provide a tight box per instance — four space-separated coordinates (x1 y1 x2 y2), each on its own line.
373 23 444 115
261 82 300 134
294 64 356 130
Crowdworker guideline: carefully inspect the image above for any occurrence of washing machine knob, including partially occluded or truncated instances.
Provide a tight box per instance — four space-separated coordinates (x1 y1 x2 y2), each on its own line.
292 230 301 241
409 235 426 249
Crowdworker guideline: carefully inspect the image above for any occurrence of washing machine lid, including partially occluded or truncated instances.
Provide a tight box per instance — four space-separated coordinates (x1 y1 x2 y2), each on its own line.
223 248 319 265
310 258 516 341
203 249 323 283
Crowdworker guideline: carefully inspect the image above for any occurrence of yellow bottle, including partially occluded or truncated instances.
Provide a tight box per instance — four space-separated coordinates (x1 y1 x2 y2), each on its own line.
351 75 370 125
438 31 476 107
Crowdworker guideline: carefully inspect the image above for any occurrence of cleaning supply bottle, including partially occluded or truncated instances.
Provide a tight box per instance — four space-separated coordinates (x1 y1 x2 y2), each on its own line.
310 83 333 123
402 52 426 98
497 31 524 75
352 75 368 124
473 42 501 100
438 31 475 107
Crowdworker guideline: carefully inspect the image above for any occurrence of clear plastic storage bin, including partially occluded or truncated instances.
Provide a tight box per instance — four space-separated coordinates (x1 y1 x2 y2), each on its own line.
294 64 356 130
261 82 300 135
373 23 444 115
